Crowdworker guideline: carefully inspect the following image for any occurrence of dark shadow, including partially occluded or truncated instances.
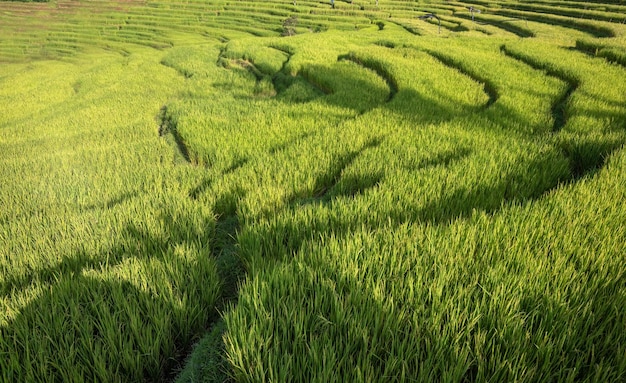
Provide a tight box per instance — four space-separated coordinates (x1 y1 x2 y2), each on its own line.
268 131 314 154
403 147 472 172
299 62 390 113
576 103 626 135
572 40 626 69
397 159 568 226
421 15 471 33
158 105 193 164
0 249 98 299
268 44 297 94
385 87 471 125
174 319 232 383
551 84 578 133
288 136 384 206
273 73 327 103
0 202 241 382
512 273 626 381
1 274 176 382
388 139 625 225
559 135 625 180
388 20 422 36
340 45 501 124
441 19 470 33
454 13 535 38
234 181 626 381
161 59 194 79
250 146 473 257
292 171 384 209
212 187 246 304
220 44 327 104
374 40 396 49
326 172 384 199
189 177 215 201
337 53 398 102
425 50 499 108
189 158 249 200
500 45 580 132
218 47 325 105
493 9 615 38
81 190 140 211
289 146 474 211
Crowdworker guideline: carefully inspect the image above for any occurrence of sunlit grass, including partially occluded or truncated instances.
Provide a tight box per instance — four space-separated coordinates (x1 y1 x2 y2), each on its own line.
1 0 626 382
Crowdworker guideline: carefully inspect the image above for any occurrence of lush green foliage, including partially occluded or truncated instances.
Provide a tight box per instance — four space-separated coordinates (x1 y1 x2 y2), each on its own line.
1 0 625 382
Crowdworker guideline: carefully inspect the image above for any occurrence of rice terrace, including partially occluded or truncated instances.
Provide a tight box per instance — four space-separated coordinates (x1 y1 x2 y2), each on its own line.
1 0 626 381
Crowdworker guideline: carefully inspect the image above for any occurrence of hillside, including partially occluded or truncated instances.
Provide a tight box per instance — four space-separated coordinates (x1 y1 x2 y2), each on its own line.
1 1 625 382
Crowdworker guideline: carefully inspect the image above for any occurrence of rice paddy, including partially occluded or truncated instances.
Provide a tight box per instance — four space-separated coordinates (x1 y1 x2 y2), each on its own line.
1 0 625 382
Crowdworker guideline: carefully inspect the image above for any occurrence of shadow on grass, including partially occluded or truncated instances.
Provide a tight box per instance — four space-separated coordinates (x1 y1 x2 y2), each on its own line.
0 204 238 382
288 136 385 206
189 158 249 200
81 190 141 211
500 45 580 133
425 50 499 109
298 62 390 113
559 134 625 180
241 133 622 261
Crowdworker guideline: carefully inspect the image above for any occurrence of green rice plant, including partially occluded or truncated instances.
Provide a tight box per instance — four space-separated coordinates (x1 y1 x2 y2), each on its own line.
496 1 626 23
575 38 626 67
492 7 617 37
1 1 626 382
0 49 225 382
214 17 626 383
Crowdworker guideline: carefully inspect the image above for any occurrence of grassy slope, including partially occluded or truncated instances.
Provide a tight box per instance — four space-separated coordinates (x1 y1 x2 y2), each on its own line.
0 0 625 382
0 50 225 381
205 34 626 382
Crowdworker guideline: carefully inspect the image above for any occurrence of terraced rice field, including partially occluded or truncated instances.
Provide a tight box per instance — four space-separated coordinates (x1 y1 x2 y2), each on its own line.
1 0 625 382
